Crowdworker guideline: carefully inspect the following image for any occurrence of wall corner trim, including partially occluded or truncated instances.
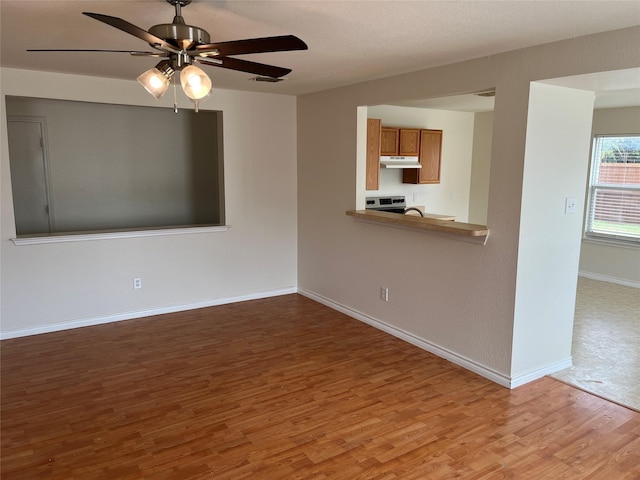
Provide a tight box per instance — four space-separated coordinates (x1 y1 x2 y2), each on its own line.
509 357 573 389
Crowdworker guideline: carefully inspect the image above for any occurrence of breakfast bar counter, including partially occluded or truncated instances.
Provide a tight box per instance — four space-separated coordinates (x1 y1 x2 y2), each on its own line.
345 209 489 243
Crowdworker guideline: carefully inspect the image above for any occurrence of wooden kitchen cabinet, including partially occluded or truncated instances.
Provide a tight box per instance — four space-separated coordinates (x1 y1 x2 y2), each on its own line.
380 127 419 156
380 127 399 155
366 118 381 190
403 129 442 184
399 128 420 156
371 123 442 187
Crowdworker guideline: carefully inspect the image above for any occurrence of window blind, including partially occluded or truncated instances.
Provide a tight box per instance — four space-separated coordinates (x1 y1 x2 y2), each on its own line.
585 135 640 244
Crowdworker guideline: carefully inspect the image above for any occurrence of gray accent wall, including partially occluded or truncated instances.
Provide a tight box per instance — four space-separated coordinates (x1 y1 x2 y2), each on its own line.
6 97 223 234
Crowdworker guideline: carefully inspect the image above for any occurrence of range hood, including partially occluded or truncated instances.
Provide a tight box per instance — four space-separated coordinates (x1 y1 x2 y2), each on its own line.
380 156 422 169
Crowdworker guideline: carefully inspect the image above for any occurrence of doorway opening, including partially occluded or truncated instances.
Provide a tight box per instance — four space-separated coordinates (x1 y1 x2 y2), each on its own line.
7 116 54 235
539 68 640 410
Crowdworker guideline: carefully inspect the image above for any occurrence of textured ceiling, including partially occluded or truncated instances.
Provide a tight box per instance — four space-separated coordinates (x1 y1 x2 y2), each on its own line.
1 1 640 99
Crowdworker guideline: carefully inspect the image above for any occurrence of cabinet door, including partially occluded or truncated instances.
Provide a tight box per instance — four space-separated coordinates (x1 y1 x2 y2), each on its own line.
399 128 420 156
366 118 381 190
403 129 442 184
380 127 399 155
418 129 442 184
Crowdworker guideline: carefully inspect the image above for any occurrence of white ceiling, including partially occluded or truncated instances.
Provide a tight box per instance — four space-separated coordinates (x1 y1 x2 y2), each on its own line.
1 0 640 102
388 68 640 111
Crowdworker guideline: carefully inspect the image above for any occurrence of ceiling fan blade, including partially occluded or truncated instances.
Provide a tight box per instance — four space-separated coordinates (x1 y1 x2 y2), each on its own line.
193 35 307 57
82 12 180 54
27 49 162 56
198 57 292 78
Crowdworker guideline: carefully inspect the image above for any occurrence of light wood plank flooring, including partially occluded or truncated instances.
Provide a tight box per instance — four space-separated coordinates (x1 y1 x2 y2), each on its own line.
2 294 639 479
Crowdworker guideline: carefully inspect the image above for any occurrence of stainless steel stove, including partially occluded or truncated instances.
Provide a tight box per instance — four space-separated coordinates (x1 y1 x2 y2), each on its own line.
365 195 406 214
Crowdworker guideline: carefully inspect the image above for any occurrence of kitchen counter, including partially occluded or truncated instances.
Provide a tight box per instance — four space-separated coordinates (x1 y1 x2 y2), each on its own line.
403 206 455 221
345 209 489 243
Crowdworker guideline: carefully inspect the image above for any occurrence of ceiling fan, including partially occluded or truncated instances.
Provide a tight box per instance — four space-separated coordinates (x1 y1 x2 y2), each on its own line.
28 0 308 109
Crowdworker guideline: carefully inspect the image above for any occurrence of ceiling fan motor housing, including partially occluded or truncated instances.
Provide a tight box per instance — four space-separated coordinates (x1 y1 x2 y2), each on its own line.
149 22 210 51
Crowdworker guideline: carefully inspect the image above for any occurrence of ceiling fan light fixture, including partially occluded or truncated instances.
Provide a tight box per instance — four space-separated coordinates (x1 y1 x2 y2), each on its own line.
39 0 308 112
137 60 174 99
180 64 212 100
34 1 307 111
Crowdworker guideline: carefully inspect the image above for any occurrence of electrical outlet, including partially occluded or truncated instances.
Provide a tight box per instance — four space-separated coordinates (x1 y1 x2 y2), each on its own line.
133 277 142 290
380 287 389 302
565 197 577 215
412 192 419 202
450 191 456 200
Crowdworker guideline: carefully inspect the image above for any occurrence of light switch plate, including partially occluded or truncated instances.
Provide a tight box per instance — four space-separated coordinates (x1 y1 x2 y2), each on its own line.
565 197 577 215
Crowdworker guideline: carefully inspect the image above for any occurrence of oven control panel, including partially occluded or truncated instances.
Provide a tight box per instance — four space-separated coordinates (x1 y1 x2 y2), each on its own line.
365 196 406 211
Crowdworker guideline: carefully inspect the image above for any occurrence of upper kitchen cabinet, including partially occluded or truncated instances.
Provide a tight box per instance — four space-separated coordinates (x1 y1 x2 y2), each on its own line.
403 129 442 184
366 118 381 190
380 127 399 155
380 127 420 156
399 128 420 156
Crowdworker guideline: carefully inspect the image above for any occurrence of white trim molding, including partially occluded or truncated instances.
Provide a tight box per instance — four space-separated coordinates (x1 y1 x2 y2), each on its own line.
3 286 575 389
298 288 516 388
0 287 296 340
509 357 573 389
11 225 231 245
578 271 640 289
298 288 572 389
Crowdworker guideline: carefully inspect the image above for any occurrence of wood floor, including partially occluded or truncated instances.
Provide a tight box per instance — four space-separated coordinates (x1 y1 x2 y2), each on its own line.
2 294 639 479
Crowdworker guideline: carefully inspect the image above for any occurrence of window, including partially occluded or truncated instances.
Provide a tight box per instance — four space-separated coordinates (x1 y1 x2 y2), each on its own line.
585 135 640 245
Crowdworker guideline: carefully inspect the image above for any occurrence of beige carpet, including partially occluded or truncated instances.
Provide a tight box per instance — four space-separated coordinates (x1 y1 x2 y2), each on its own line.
551 276 640 412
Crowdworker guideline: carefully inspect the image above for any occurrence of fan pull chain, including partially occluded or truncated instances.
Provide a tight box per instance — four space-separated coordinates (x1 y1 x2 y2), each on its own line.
173 77 178 114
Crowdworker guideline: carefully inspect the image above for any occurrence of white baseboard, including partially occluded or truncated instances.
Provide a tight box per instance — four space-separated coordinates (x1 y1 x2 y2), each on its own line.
0 287 297 340
298 289 574 389
298 288 520 388
510 357 573 389
5 286 573 390
578 271 640 288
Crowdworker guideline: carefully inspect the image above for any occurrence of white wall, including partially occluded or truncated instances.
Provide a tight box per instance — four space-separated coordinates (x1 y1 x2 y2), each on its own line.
1 68 298 338
366 105 474 222
579 106 640 287
297 26 640 387
511 83 595 377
